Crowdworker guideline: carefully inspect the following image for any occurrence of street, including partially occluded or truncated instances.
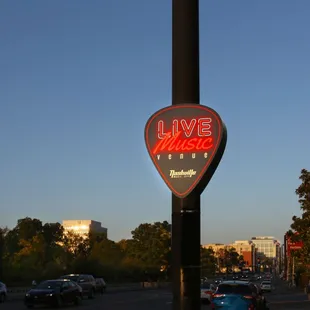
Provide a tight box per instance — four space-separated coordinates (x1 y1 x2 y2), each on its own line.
2 280 310 309
1 289 172 310
262 278 309 310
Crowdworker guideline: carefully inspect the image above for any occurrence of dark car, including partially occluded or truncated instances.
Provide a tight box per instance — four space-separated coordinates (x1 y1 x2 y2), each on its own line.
211 280 268 310
95 278 107 294
24 279 82 308
60 274 96 299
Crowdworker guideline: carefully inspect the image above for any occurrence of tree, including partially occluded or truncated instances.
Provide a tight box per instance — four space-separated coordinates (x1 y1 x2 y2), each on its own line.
227 247 239 268
201 246 216 276
290 169 310 268
0 227 7 279
89 238 123 266
16 217 43 241
126 221 171 272
217 247 239 271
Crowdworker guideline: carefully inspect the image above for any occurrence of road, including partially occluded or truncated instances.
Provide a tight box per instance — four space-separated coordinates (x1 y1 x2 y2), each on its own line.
262 277 309 309
1 289 172 310
2 280 309 309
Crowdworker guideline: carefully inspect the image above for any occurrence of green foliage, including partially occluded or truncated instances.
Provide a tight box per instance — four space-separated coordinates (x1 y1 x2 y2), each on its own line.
201 246 216 277
216 246 240 269
0 218 218 285
290 169 310 268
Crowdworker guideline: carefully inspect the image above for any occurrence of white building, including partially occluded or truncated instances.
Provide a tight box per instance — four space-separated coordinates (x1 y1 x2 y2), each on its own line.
62 220 108 238
251 236 278 258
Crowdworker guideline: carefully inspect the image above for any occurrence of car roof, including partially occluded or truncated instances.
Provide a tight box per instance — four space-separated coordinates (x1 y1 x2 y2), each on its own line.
220 280 250 285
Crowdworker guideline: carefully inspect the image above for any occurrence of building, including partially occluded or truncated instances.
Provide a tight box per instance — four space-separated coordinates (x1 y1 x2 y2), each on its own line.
230 240 257 270
203 243 225 255
250 236 278 259
203 241 257 271
62 220 108 238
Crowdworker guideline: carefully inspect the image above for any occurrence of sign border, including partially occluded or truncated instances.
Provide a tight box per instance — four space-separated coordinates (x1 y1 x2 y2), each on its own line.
145 104 227 198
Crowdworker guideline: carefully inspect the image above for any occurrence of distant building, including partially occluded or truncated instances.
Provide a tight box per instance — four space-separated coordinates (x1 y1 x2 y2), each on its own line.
62 220 108 238
202 243 225 255
250 236 278 259
230 240 257 270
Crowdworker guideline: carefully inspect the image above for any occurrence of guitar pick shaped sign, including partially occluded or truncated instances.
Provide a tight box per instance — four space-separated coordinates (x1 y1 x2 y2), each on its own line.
145 104 227 198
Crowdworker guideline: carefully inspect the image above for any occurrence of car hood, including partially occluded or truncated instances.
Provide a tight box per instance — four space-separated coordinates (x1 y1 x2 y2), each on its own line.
28 289 56 295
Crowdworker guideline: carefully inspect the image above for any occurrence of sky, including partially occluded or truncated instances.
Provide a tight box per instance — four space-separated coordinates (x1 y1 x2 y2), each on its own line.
1 0 310 244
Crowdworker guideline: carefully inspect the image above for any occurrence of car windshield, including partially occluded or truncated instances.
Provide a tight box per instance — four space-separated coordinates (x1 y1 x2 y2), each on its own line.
61 275 79 282
36 281 62 290
217 284 252 295
201 282 211 289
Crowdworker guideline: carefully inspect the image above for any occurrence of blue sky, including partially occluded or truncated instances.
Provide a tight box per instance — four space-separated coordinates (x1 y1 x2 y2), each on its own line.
1 0 310 244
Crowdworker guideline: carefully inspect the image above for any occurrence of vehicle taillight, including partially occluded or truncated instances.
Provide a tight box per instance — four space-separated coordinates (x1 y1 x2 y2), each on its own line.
243 295 253 299
213 294 224 298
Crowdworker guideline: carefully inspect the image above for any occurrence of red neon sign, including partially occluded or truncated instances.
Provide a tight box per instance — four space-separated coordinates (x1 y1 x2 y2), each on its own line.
144 104 227 198
152 118 214 154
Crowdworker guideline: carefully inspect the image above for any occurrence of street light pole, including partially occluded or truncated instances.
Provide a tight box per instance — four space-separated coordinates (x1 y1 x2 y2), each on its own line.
171 0 201 309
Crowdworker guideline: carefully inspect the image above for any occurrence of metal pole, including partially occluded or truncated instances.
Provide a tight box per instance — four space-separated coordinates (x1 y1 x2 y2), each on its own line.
171 0 200 309
292 256 295 287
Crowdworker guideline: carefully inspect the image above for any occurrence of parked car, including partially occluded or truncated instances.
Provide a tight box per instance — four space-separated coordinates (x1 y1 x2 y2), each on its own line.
60 274 96 299
95 278 107 294
200 282 216 304
24 279 82 308
0 281 7 303
211 280 268 309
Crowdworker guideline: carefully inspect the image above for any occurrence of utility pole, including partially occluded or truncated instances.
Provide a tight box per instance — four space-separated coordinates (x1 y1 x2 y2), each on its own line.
145 1 226 308
171 0 200 309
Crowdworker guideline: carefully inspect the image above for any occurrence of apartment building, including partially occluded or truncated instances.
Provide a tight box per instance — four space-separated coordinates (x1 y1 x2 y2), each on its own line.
203 241 257 270
203 243 226 255
62 220 108 238
250 236 278 258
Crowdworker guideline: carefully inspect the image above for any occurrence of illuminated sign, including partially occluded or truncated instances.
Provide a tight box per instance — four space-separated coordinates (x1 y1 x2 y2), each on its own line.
286 233 303 255
145 104 227 198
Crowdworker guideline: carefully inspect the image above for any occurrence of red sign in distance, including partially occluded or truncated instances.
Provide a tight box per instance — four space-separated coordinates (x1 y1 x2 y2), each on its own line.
144 104 227 198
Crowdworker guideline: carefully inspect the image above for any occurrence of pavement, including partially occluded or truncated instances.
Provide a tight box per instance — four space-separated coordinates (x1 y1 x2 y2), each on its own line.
1 278 310 309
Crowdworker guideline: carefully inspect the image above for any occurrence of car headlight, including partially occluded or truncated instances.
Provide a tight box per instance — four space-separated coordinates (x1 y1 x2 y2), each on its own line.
25 294 30 297
46 294 53 297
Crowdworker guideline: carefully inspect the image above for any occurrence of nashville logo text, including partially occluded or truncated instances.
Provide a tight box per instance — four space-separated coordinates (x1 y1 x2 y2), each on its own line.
169 169 197 179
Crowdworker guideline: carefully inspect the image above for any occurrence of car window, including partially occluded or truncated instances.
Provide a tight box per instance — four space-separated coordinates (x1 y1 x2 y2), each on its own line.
217 284 252 295
62 282 69 289
61 275 79 282
36 281 62 289
201 282 211 289
68 281 76 288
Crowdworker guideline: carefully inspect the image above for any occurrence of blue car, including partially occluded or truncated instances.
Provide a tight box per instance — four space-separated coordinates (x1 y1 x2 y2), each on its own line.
211 281 268 310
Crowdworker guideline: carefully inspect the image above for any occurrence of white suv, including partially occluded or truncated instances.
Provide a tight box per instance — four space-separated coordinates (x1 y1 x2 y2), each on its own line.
260 280 272 292
0 281 7 303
